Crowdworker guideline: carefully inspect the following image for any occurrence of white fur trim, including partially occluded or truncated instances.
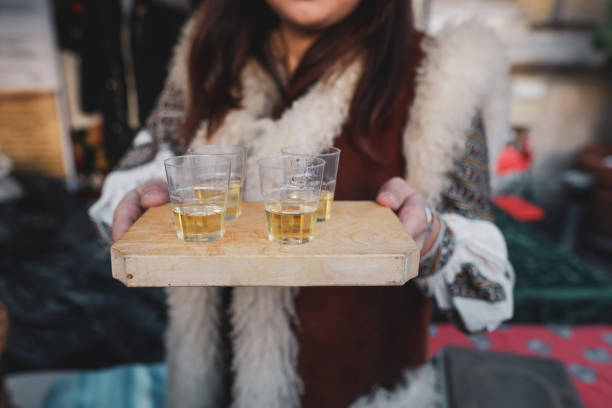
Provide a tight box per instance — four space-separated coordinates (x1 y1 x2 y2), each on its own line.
187 61 360 407
166 287 225 408
191 61 361 202
230 287 302 408
349 363 441 408
405 21 511 202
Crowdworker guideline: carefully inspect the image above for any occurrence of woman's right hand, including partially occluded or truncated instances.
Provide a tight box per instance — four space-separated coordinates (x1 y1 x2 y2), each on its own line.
112 179 169 241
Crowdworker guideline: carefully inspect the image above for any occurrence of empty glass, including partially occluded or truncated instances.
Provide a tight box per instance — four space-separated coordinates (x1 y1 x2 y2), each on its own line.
281 145 341 221
189 144 247 220
164 155 231 242
258 155 325 244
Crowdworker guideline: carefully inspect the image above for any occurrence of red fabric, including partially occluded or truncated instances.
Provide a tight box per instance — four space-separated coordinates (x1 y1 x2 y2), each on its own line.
428 324 612 408
496 144 532 176
493 195 545 221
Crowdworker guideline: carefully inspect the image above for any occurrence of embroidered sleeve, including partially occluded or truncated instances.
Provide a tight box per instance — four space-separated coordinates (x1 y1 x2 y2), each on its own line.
417 214 515 333
416 116 514 333
116 80 187 171
418 116 492 276
440 116 493 221
143 82 188 151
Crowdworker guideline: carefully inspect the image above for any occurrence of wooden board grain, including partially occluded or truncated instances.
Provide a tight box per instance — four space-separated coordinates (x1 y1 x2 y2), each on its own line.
111 201 419 287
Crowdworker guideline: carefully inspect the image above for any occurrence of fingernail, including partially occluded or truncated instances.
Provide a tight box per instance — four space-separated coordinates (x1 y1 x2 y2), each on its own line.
381 192 398 207
142 191 160 200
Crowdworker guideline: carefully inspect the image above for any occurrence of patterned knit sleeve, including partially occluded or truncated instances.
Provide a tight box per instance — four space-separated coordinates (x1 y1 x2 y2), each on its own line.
416 117 515 333
115 80 187 170
439 117 494 222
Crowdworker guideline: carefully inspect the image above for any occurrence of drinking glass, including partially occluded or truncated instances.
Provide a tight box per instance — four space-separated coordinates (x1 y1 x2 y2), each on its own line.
164 155 231 242
189 144 247 220
281 145 340 221
258 155 325 244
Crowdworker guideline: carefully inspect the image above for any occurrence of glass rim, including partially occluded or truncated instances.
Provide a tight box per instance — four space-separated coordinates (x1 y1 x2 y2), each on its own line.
164 154 231 169
281 145 340 158
257 155 325 170
188 144 247 155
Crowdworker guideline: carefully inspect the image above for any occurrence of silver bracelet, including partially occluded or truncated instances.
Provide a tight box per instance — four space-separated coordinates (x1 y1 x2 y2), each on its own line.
422 205 435 244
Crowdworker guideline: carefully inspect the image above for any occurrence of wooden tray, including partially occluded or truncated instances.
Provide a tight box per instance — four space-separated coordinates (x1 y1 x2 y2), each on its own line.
111 201 419 287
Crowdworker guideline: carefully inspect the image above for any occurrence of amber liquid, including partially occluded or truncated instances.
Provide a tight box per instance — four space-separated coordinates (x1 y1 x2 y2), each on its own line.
316 191 334 222
194 178 242 220
225 179 243 220
193 187 225 201
265 201 317 244
173 204 225 242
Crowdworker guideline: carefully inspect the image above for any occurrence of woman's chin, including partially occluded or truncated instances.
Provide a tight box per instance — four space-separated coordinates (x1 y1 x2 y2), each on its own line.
266 0 360 31
280 13 335 31
283 18 330 33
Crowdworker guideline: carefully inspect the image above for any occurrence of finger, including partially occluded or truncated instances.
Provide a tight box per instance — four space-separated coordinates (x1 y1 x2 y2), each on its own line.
397 194 428 238
112 190 144 241
376 177 417 211
137 179 169 208
140 189 169 208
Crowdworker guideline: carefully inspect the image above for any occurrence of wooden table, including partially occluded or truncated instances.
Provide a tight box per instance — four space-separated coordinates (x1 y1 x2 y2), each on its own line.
111 201 419 287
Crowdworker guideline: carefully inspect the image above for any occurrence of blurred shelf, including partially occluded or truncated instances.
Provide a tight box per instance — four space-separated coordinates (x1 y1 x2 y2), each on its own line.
502 29 607 67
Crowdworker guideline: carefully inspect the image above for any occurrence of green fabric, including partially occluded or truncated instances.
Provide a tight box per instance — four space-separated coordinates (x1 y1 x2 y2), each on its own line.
494 207 612 324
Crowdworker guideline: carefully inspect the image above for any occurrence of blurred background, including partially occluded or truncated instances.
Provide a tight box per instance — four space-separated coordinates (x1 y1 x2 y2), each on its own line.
0 0 611 407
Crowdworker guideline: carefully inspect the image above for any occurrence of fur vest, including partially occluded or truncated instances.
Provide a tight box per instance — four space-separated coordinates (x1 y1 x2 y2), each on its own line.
157 19 510 408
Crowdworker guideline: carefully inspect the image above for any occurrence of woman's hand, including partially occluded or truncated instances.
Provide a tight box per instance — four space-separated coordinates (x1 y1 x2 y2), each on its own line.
376 177 440 255
112 179 170 241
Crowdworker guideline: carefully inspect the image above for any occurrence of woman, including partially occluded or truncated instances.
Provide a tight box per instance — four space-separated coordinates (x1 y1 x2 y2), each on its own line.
90 0 514 407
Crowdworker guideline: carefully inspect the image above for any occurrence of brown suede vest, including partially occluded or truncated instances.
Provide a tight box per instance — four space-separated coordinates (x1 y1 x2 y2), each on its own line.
296 33 430 407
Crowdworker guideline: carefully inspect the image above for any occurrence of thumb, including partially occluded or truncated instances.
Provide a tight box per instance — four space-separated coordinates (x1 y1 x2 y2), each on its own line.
376 177 416 210
137 179 169 208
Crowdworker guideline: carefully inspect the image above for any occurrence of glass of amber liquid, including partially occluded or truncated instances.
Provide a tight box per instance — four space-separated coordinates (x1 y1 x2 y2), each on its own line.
164 155 231 242
258 155 325 244
189 145 247 220
281 145 340 221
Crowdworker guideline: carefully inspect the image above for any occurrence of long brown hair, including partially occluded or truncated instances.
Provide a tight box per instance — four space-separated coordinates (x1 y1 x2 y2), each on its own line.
183 0 416 150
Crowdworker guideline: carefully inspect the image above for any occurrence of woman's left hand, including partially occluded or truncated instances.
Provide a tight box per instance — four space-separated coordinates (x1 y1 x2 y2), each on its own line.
376 177 440 255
